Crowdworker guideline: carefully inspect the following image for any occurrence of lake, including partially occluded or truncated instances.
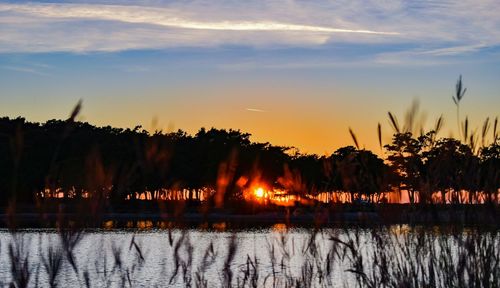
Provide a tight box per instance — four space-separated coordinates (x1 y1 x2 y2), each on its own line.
1 225 499 287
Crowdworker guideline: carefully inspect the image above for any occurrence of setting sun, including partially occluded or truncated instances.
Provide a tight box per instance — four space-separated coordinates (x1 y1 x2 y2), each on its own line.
1 1 499 287
255 187 265 198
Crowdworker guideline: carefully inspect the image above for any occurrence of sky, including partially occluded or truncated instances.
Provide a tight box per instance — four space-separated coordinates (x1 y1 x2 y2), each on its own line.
0 0 499 155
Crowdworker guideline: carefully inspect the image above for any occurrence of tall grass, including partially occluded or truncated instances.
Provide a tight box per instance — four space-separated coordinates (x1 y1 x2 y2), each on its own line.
1 224 500 287
0 75 499 288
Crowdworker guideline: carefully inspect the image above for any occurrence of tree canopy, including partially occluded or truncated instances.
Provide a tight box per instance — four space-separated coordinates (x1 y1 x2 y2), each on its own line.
0 115 498 207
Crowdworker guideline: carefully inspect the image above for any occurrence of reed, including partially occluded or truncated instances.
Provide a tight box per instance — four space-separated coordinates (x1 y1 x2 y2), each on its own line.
0 75 498 288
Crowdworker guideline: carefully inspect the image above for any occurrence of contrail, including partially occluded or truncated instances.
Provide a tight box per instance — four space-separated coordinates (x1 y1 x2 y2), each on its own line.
246 108 267 112
0 3 400 35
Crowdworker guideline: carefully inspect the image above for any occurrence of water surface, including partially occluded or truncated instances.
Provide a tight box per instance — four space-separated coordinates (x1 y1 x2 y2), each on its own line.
1 226 498 287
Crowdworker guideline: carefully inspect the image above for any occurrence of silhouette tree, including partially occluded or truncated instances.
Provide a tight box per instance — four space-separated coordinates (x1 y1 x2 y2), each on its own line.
423 138 476 204
328 146 390 203
384 132 425 204
0 102 497 211
479 142 500 204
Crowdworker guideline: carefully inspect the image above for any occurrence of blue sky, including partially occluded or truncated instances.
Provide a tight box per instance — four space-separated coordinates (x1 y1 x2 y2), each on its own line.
1 0 499 154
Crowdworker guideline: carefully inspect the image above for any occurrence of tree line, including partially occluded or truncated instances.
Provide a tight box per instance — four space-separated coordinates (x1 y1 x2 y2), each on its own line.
0 115 497 207
0 79 498 207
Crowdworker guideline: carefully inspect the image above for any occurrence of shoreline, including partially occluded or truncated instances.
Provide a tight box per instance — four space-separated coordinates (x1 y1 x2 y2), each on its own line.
2 205 499 228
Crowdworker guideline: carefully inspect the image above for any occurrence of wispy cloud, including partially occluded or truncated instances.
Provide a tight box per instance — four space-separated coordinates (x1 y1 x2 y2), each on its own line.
0 0 499 62
418 44 489 56
372 43 494 66
0 1 401 53
0 3 398 35
1 65 52 76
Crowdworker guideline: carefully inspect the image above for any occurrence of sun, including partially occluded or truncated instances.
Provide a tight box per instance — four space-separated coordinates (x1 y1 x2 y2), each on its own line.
254 187 265 198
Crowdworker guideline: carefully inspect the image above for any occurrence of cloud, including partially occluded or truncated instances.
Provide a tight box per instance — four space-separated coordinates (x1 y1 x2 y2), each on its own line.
1 65 52 76
418 44 489 56
372 43 495 66
0 1 401 53
0 0 498 60
0 3 398 34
